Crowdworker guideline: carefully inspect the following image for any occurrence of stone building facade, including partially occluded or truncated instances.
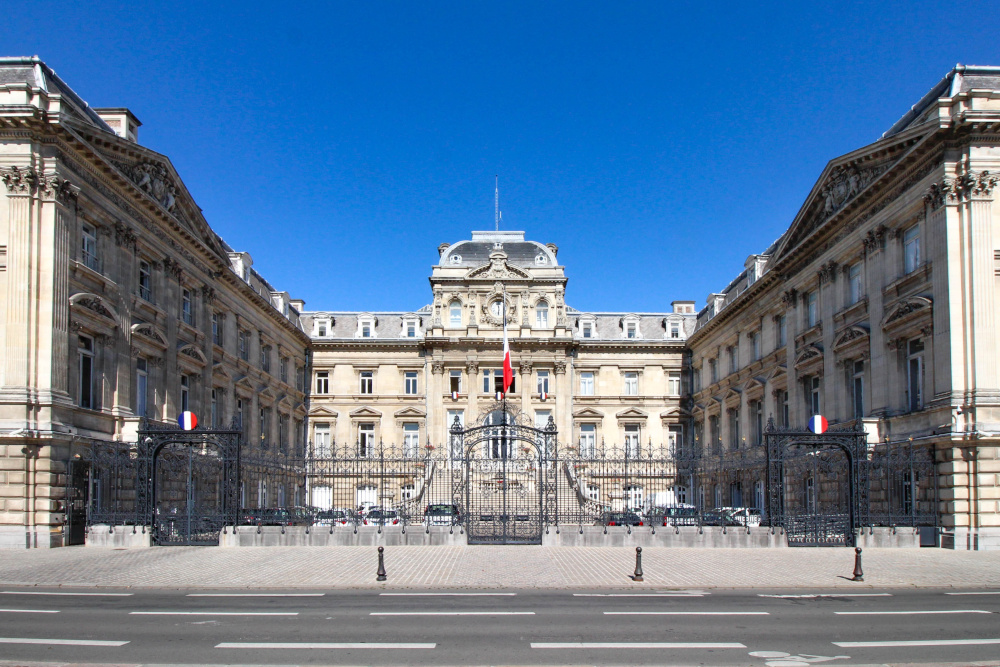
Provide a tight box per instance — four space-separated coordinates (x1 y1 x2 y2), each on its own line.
688 65 1000 550
0 57 310 548
304 229 695 465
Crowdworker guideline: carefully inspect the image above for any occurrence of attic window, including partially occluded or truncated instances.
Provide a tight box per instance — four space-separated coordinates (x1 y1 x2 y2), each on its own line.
535 254 547 265
450 254 462 264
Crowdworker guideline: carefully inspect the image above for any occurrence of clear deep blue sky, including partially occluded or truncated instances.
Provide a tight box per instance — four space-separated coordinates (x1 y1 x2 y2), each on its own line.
7 3 1000 312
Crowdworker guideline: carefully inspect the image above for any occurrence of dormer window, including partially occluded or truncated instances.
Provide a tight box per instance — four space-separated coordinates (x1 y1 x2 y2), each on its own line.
401 317 421 338
626 323 637 338
450 254 462 264
315 319 329 337
621 315 642 340
356 315 377 338
582 323 593 338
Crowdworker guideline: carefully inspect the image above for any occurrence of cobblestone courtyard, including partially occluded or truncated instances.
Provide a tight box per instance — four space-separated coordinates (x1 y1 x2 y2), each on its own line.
1 546 998 589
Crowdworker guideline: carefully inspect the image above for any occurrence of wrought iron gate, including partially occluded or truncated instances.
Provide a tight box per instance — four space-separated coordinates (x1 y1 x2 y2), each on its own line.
64 458 90 546
452 404 557 545
138 422 241 546
765 419 867 547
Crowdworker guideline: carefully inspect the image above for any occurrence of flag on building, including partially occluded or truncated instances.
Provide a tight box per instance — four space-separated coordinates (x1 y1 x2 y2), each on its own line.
808 414 828 434
178 411 197 430
502 291 513 396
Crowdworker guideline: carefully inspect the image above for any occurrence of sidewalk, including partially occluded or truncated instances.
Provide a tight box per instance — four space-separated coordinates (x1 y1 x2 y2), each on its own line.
1 546 999 589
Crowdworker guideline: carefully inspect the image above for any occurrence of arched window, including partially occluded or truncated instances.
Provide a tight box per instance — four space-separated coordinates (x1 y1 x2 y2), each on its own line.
449 300 462 327
535 301 548 328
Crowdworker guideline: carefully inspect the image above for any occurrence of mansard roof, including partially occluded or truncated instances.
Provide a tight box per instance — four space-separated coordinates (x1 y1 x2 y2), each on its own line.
439 231 558 268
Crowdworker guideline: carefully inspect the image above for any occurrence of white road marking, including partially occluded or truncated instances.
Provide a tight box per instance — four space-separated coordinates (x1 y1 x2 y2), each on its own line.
834 638 1000 648
574 593 704 597
604 611 769 615
945 591 1000 595
0 591 132 596
130 611 298 616
371 611 534 616
186 593 324 597
758 593 892 598
0 609 60 614
834 610 991 615
531 642 747 649
379 592 516 596
0 638 128 646
216 642 436 649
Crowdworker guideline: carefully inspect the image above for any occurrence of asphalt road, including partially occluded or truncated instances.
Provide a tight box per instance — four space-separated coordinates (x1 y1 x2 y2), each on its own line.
0 586 998 666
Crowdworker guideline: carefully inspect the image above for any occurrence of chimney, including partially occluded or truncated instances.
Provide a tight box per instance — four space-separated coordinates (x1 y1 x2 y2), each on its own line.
94 108 141 143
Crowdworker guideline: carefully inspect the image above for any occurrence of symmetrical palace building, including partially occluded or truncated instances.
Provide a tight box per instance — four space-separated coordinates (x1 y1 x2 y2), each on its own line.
2 57 999 549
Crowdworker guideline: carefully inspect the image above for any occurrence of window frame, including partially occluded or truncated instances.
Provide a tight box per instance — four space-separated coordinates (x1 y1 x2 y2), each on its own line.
181 288 194 326
903 225 921 275
359 370 374 395
623 371 638 396
315 371 329 394
404 371 418 395
579 371 595 396
81 222 99 271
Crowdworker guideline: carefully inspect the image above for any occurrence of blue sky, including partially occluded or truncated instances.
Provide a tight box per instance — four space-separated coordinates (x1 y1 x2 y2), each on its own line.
8 2 1000 312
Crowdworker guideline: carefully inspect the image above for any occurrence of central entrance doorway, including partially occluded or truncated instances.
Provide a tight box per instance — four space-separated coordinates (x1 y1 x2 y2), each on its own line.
453 405 557 545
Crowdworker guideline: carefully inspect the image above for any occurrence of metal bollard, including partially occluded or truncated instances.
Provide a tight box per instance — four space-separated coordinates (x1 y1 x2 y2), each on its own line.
632 546 644 582
850 547 864 582
376 546 387 581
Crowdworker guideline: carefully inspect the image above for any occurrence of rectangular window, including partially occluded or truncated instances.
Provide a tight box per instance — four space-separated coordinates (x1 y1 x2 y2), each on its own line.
777 314 787 348
359 371 374 394
361 321 372 337
668 424 684 456
260 345 271 373
809 375 820 415
180 374 189 413
238 330 250 361
278 413 288 451
806 291 818 327
403 423 420 458
904 225 921 274
483 369 514 394
849 262 863 305
780 390 789 427
580 371 594 396
709 415 720 454
907 338 925 411
668 372 681 396
405 371 418 395
449 370 462 394
296 366 305 392
138 260 152 302
449 302 462 327
582 322 593 338
182 288 194 326
626 322 637 339
729 409 740 450
135 358 148 418
313 422 331 457
670 321 681 339
579 424 596 458
624 425 640 459
260 407 269 446
237 398 246 430
623 371 638 396
406 320 417 337
729 345 738 373
709 358 718 383
280 357 288 383
537 370 549 395
81 222 99 271
212 312 221 345
852 360 865 419
750 399 763 446
316 320 328 337
315 371 329 394
358 423 375 457
535 303 548 328
210 388 219 428
751 331 761 361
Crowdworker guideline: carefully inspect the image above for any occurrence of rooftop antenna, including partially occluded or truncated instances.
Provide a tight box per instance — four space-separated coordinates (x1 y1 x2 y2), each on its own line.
495 175 500 232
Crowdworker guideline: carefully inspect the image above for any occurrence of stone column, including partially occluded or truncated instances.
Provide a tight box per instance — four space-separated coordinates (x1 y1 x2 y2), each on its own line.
430 359 444 445
1 167 38 392
519 360 532 416
554 358 570 450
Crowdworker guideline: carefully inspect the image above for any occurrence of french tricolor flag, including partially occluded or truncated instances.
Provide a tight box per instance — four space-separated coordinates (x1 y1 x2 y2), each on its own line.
451 390 459 400
540 391 548 401
808 414 828 434
502 288 513 397
178 411 198 431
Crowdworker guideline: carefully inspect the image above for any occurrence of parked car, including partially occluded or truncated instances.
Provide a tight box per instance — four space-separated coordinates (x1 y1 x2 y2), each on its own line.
659 505 699 526
720 506 762 527
700 509 742 527
315 508 357 526
424 503 462 526
596 511 644 527
363 507 400 526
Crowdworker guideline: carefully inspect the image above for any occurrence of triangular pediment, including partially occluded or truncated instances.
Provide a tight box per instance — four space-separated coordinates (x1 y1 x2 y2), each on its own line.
615 407 648 419
725 387 742 401
212 362 233 380
257 386 275 401
660 407 690 419
765 365 787 382
394 406 427 418
769 133 926 266
277 394 293 408
308 406 339 418
350 406 383 418
572 407 605 419
234 375 254 392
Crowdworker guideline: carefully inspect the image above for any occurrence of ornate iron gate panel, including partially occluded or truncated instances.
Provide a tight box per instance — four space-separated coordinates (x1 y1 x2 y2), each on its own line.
138 421 241 546
452 404 557 545
64 459 90 545
764 419 866 547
